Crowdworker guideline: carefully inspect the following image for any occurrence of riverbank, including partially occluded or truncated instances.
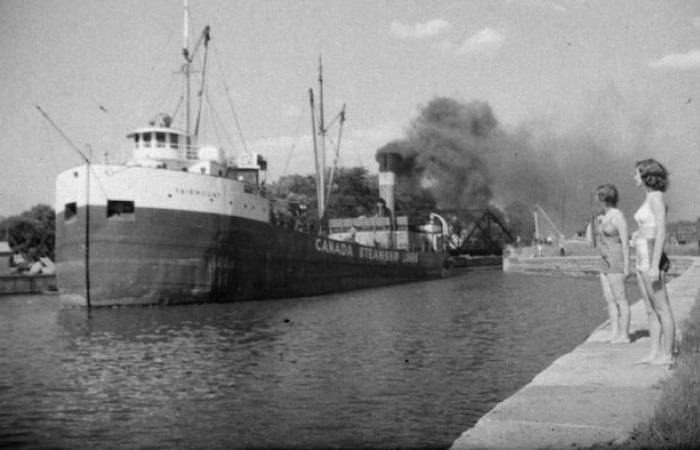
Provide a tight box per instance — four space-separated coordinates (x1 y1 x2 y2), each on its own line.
451 257 700 449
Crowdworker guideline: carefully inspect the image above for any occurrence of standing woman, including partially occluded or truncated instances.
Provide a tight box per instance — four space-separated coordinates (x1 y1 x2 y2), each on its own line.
589 184 631 343
633 158 674 365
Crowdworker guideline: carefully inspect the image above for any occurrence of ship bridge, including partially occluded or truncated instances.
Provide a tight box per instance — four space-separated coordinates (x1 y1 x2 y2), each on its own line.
127 126 195 162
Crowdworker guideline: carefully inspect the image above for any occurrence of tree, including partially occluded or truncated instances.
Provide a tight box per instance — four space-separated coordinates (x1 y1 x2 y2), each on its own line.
267 166 443 225
326 167 378 218
2 204 55 260
267 167 380 220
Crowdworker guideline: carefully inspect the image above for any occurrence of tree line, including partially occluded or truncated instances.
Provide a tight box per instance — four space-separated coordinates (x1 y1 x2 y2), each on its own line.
0 204 55 261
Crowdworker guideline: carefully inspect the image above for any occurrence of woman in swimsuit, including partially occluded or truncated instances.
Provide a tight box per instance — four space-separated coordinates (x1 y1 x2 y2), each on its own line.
589 184 631 343
633 158 674 365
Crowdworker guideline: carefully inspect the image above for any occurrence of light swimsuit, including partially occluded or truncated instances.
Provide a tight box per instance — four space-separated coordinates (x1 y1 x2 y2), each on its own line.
633 191 660 272
595 210 624 274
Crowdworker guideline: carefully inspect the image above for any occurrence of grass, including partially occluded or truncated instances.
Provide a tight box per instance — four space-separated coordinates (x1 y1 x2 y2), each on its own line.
610 288 700 449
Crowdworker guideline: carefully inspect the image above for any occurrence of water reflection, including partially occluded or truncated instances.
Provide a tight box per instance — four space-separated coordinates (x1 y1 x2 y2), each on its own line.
1 272 615 449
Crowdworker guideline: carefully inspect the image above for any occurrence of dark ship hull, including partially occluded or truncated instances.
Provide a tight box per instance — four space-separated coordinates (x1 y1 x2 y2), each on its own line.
56 205 445 306
53 19 446 307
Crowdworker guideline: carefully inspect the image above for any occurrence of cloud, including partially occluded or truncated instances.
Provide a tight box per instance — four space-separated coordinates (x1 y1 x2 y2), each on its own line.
455 28 505 56
649 49 700 70
389 19 453 40
691 17 700 29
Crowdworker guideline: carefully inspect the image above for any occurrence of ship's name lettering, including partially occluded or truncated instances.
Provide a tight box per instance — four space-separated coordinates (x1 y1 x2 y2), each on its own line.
175 187 221 198
313 238 420 264
315 238 354 258
357 247 401 263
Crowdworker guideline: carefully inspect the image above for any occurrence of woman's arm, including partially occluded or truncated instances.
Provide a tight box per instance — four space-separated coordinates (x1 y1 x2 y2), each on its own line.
614 209 630 276
649 192 666 279
585 220 594 247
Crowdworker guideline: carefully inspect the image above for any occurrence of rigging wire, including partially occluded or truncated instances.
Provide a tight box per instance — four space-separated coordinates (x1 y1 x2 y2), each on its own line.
36 106 90 164
281 112 306 177
211 40 249 154
41 118 60 173
35 106 111 199
204 88 236 154
343 122 367 168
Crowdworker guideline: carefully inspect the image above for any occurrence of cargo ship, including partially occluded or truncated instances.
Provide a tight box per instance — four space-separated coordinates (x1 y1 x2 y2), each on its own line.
52 13 447 307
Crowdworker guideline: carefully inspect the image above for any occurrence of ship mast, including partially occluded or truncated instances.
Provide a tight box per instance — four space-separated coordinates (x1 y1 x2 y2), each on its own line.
183 0 191 138
181 0 210 157
309 89 321 219
310 58 347 226
317 57 327 222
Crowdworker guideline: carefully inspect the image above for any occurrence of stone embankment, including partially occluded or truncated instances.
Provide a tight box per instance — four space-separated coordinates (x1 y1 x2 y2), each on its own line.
452 257 700 449
503 254 693 278
0 274 56 295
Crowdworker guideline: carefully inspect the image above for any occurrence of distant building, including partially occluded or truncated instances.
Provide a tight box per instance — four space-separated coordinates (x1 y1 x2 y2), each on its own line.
0 241 10 259
669 221 698 245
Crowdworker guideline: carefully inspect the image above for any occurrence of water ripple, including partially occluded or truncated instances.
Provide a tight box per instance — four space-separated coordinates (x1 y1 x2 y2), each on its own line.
0 272 621 448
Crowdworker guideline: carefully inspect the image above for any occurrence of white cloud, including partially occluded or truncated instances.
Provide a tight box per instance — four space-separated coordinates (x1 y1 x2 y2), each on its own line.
456 28 505 56
691 17 700 30
649 49 700 70
390 19 453 40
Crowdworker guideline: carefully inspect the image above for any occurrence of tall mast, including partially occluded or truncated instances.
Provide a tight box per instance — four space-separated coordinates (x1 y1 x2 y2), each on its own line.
183 0 191 137
309 89 322 218
317 56 326 221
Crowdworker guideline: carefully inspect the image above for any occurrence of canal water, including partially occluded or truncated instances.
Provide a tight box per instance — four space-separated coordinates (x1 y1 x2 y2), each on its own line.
0 271 637 449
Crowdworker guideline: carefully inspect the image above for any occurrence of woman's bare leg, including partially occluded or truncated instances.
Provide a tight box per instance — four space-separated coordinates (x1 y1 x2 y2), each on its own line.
600 273 620 341
648 276 675 365
608 273 630 343
637 271 660 363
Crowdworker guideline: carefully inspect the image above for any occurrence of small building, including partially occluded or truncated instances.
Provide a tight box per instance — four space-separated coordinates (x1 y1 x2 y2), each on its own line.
0 241 11 259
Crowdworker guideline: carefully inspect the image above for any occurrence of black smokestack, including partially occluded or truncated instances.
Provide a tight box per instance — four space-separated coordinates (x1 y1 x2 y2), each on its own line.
376 97 497 210
377 152 400 216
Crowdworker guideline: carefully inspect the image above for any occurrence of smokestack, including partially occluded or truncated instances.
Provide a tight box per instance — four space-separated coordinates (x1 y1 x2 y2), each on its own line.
377 152 399 216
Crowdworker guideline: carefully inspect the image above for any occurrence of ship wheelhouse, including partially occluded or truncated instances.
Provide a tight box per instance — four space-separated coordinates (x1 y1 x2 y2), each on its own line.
127 128 194 168
124 114 268 187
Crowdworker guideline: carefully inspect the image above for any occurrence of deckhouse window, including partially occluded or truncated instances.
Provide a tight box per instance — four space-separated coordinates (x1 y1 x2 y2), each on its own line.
143 132 152 148
156 132 166 148
134 134 141 148
64 202 77 222
169 133 178 149
107 200 135 221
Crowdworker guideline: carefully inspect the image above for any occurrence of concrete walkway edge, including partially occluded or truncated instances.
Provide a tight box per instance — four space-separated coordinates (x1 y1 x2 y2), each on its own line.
451 257 700 450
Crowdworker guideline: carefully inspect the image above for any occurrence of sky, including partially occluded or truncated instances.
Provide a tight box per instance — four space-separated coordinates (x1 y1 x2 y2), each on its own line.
1 0 700 226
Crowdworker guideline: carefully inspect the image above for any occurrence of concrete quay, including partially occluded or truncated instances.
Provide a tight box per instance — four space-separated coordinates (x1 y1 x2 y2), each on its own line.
452 257 700 450
503 254 693 278
0 274 56 295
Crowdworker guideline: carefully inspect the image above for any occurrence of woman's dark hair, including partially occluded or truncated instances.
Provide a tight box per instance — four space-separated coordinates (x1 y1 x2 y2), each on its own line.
595 184 619 207
636 158 668 192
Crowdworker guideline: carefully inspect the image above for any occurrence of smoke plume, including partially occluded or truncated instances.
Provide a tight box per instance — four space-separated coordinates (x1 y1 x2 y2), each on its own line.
376 92 654 235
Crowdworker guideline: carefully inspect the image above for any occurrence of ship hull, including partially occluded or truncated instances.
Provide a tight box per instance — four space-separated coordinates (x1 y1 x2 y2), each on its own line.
56 206 446 306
